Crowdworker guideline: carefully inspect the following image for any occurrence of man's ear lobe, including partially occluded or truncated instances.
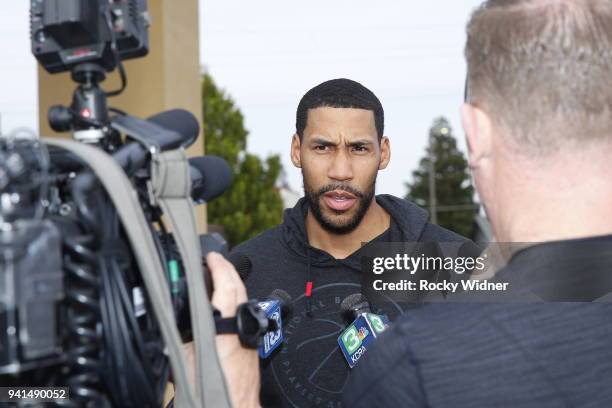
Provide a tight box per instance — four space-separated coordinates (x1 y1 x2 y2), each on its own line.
291 134 302 168
379 136 391 170
461 103 493 167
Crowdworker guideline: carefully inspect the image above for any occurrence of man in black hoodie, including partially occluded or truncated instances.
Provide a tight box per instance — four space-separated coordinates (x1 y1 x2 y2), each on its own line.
232 78 469 408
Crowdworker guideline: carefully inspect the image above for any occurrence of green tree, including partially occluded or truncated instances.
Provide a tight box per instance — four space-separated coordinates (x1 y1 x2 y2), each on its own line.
202 73 284 246
406 117 478 238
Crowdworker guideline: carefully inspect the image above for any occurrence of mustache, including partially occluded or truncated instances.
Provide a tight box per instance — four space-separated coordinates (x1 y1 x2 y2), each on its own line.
315 183 365 199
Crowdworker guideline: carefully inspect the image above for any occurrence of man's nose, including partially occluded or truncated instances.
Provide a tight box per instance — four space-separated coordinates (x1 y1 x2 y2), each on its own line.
327 150 353 182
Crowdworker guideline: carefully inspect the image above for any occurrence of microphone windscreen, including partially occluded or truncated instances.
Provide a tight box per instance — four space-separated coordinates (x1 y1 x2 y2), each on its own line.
340 293 371 319
147 109 200 149
228 252 252 281
268 289 293 318
189 155 233 203
268 289 292 304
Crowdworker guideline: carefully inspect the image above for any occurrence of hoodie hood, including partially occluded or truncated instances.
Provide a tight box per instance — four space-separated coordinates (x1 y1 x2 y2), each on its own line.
280 194 430 270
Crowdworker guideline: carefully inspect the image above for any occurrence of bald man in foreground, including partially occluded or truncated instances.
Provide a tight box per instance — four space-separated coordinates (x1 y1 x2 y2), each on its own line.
344 1 612 407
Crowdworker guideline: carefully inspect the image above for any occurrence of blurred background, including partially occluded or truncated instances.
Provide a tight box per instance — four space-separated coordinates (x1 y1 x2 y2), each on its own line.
0 0 488 244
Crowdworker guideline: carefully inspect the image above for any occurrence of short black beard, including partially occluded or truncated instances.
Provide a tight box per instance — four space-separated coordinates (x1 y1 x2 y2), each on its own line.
304 179 376 235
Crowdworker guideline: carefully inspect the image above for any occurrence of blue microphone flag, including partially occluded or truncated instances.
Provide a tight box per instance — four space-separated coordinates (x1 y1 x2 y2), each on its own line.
258 300 283 358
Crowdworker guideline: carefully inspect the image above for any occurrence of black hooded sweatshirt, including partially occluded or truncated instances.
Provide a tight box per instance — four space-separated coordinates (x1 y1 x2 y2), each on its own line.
232 194 469 408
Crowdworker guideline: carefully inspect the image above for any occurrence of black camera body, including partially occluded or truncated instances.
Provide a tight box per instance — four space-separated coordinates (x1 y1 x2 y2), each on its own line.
0 2 226 407
31 0 149 74
1 1 278 405
0 139 65 376
0 133 176 407
0 117 222 407
0 219 65 374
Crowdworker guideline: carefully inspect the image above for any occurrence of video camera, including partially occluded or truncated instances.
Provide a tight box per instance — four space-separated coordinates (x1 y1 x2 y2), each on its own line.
0 1 273 407
31 0 149 74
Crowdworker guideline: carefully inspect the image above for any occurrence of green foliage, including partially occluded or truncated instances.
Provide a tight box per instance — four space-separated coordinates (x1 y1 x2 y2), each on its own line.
202 73 284 246
405 117 478 238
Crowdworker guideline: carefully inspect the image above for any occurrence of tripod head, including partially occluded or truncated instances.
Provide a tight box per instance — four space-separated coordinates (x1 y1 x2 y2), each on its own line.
48 63 112 144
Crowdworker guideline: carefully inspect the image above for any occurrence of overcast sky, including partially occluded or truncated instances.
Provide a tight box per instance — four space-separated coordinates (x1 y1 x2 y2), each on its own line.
0 3 38 137
0 0 483 197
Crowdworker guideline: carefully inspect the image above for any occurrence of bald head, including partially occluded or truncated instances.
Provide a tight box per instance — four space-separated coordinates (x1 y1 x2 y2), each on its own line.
465 0 612 156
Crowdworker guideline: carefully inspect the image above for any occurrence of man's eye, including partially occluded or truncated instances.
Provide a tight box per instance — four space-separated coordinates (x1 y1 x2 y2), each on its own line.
314 145 330 151
352 145 367 152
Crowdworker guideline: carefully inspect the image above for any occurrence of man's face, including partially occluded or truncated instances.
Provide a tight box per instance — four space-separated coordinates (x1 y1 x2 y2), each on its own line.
291 107 390 234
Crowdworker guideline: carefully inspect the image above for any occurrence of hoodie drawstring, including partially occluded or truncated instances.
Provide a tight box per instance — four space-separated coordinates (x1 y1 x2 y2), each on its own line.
306 248 314 317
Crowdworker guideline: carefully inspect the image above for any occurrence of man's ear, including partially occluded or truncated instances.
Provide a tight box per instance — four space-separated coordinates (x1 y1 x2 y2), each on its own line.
379 136 391 170
461 103 493 168
291 134 302 168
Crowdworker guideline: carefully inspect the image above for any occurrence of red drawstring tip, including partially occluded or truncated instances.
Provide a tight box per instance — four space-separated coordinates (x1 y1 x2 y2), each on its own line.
305 281 313 297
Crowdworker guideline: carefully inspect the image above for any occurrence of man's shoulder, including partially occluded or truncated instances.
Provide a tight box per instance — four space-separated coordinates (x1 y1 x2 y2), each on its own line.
377 194 471 243
359 301 612 374
392 302 612 339
231 224 283 256
363 301 612 383
346 302 612 407
420 222 470 243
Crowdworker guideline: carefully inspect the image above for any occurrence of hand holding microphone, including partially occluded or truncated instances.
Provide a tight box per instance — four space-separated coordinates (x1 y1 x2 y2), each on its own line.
182 250 290 408
214 287 292 352
183 252 261 408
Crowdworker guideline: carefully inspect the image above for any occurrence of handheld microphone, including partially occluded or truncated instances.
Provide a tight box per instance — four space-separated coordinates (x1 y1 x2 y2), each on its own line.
200 232 229 257
341 293 372 322
147 108 200 149
227 252 253 282
337 294 390 368
188 155 233 204
199 243 251 300
258 289 292 358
